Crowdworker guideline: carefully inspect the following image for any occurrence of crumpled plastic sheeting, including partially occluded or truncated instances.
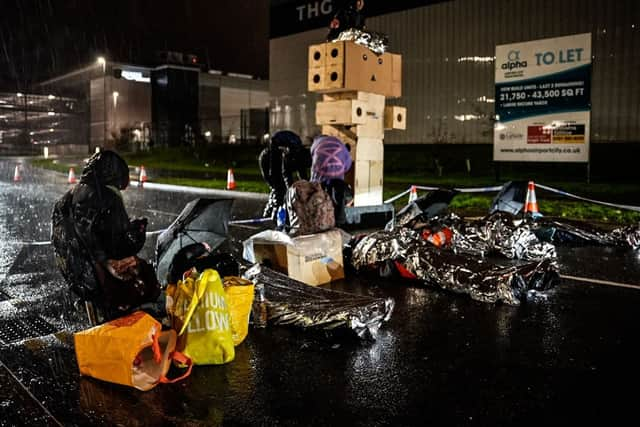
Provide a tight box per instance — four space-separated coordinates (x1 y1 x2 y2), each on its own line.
389 190 556 261
451 212 557 261
335 29 389 55
531 219 639 249
448 213 637 253
351 228 559 306
243 264 394 340
395 211 556 261
612 223 640 250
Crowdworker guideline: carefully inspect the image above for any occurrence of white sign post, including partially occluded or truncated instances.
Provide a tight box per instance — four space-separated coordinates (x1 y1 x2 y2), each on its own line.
494 33 592 164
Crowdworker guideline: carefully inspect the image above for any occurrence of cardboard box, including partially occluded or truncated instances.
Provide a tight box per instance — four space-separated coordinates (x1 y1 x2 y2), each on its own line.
317 92 385 138
384 106 407 130
324 64 344 90
326 42 345 66
308 66 325 92
321 124 357 147
344 42 392 95
315 99 367 126
251 229 345 286
307 42 402 97
391 53 402 97
353 138 384 207
308 43 326 68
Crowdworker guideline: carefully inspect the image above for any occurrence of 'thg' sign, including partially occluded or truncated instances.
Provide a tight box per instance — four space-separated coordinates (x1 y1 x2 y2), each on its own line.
270 1 448 38
295 0 333 21
494 33 592 163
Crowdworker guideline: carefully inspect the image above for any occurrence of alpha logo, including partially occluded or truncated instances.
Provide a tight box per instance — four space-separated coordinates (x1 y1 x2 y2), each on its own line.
501 50 528 71
499 132 524 140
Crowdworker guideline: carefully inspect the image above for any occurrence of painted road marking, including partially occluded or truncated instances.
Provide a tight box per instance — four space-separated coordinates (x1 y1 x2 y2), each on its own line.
561 274 640 291
0 359 63 426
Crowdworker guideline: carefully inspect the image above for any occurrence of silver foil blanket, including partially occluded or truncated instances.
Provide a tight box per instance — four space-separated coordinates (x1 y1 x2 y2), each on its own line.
401 212 557 261
612 223 640 250
335 29 389 55
532 219 640 249
452 212 557 261
445 213 638 252
243 264 394 339
351 228 559 306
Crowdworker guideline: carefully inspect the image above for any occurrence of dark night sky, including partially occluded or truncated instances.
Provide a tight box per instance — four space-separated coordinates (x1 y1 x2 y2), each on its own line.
0 0 269 91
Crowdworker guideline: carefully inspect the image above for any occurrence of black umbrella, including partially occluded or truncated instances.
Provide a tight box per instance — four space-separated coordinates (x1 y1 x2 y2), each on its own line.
490 181 527 215
155 198 234 285
391 188 458 229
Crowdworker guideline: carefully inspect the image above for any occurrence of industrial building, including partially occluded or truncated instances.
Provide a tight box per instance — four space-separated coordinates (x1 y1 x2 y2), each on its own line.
1 55 269 155
0 92 86 154
3 0 638 169
269 0 640 149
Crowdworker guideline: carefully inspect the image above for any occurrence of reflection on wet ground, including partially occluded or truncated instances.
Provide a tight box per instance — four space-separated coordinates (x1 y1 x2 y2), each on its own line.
0 159 639 425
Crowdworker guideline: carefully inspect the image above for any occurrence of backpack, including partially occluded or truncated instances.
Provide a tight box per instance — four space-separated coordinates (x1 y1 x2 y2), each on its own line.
51 189 101 301
320 179 353 227
286 180 335 235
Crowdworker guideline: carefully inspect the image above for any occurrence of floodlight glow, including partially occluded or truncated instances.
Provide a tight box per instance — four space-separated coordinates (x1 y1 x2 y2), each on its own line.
97 56 106 73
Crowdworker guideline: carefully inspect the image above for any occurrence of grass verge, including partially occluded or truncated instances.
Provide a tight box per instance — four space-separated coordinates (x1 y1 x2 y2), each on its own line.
155 177 269 194
31 157 640 225
31 158 74 174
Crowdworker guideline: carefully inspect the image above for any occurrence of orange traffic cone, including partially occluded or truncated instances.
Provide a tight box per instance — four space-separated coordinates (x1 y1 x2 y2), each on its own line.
139 165 148 186
68 167 77 184
408 185 418 203
226 168 236 190
13 164 21 182
523 181 540 216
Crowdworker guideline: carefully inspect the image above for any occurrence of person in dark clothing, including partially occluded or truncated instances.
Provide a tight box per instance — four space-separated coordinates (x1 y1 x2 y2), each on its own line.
327 0 366 41
321 178 353 226
51 150 160 321
259 130 312 220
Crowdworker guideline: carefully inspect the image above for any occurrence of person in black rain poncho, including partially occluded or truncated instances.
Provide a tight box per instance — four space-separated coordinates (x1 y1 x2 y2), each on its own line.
259 130 312 220
51 150 160 321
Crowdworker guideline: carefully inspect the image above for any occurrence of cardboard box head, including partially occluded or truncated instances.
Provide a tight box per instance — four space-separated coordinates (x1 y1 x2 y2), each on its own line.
308 41 402 98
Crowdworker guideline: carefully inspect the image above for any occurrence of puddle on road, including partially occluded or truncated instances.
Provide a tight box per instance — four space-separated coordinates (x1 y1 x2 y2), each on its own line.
1 161 639 425
6 244 55 276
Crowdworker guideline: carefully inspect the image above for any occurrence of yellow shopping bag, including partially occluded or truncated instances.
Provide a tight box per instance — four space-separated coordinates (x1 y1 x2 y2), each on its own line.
74 311 192 391
223 276 255 346
169 269 235 365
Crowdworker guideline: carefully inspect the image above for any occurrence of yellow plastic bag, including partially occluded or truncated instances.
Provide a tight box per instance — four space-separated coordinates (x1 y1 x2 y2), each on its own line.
74 311 192 391
169 269 235 365
223 276 255 346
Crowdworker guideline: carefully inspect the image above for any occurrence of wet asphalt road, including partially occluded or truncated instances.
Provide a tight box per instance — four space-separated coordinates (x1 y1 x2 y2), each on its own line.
1 158 640 426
